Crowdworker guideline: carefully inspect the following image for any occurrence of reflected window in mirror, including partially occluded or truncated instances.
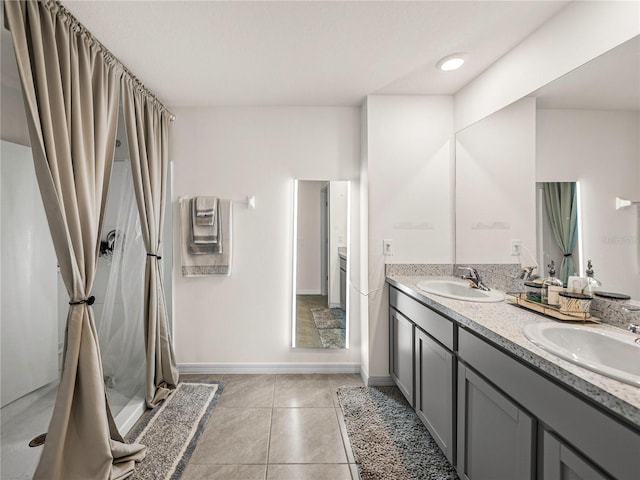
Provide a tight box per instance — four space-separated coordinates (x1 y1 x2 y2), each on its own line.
292 180 350 349
536 181 583 285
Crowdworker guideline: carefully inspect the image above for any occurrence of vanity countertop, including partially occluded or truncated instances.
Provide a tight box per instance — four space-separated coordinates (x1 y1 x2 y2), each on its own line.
386 275 640 429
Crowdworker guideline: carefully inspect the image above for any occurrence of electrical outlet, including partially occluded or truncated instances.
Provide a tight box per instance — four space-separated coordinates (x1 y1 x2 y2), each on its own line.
383 239 393 256
511 239 521 256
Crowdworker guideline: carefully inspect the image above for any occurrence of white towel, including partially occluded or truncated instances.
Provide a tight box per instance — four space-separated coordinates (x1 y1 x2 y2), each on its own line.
195 196 218 226
191 198 220 245
195 196 216 216
181 198 232 276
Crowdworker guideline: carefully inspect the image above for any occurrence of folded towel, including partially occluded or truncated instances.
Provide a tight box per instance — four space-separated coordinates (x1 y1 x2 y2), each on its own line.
191 198 220 245
195 196 218 226
195 196 216 216
181 198 233 276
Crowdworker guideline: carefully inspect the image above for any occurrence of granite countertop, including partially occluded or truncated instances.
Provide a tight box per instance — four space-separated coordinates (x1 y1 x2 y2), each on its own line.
386 275 640 429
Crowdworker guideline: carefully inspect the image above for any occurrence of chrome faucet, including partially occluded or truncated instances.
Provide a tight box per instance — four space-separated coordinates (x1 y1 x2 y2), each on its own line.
459 267 490 291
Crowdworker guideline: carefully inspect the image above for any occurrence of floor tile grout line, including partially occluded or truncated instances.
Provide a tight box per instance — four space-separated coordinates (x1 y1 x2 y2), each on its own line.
264 374 276 479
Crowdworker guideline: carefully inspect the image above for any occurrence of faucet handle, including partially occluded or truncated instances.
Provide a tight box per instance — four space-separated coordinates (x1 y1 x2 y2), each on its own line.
628 323 640 334
458 266 476 276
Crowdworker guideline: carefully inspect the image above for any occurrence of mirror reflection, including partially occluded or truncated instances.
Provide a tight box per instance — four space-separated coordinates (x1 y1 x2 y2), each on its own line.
455 35 639 298
293 180 349 349
536 181 581 285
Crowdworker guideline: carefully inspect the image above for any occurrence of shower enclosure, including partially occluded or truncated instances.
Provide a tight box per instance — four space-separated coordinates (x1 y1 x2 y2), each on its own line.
0 134 173 478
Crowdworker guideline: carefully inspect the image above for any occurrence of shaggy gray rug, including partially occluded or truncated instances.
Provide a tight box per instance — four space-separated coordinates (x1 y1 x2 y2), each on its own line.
311 307 346 348
126 381 224 480
311 307 346 329
337 386 459 480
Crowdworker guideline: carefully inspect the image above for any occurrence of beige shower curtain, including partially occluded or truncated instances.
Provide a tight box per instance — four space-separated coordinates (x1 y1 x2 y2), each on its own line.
122 77 179 408
4 1 145 479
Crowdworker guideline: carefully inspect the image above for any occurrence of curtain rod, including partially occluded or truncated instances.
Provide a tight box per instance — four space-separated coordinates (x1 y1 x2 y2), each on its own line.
48 0 175 121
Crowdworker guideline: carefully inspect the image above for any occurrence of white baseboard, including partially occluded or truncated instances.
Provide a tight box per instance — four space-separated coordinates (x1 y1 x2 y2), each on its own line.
359 367 395 387
366 376 395 387
296 290 322 296
178 362 360 375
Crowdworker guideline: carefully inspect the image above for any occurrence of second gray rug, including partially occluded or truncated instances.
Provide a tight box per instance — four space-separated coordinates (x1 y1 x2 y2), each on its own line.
311 307 346 348
337 386 459 480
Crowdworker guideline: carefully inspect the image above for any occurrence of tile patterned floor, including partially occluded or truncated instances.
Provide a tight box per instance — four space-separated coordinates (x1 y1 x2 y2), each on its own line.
180 373 364 480
295 295 328 348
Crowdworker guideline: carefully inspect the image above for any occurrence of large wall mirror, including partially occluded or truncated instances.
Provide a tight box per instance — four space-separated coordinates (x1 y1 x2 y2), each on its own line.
292 180 350 349
455 35 640 298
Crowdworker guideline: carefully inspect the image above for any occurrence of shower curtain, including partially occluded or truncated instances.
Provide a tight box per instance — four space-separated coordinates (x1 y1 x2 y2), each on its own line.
97 162 146 416
4 2 146 477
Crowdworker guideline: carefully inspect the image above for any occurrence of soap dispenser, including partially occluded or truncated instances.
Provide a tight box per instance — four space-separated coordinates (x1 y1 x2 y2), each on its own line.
542 261 563 305
583 260 602 296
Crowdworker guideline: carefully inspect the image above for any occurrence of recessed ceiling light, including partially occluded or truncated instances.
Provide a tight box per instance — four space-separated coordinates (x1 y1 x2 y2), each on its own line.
437 53 468 71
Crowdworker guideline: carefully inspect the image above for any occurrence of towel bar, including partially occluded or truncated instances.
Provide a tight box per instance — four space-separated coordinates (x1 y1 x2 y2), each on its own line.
233 195 256 209
615 197 640 210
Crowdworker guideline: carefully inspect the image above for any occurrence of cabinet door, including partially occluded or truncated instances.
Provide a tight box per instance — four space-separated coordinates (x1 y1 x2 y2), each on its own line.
543 431 611 480
389 309 414 405
415 328 454 463
457 362 534 480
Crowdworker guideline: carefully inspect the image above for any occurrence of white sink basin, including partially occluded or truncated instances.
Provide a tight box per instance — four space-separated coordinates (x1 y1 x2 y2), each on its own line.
416 279 504 303
524 323 640 386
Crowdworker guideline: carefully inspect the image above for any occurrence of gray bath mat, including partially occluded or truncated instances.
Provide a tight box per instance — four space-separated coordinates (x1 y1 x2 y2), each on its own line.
337 386 459 480
311 307 346 329
126 381 224 480
311 307 346 348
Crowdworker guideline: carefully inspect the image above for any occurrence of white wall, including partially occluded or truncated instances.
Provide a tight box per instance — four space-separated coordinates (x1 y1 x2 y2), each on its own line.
455 1 640 131
1 141 57 406
296 180 324 295
537 109 640 298
170 107 360 368
364 95 454 381
328 181 348 307
456 97 537 264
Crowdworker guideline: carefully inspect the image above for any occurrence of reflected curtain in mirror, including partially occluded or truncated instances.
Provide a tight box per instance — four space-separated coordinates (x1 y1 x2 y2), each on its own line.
543 182 579 284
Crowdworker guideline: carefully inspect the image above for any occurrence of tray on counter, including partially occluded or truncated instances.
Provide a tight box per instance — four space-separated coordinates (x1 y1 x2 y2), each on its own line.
506 292 599 322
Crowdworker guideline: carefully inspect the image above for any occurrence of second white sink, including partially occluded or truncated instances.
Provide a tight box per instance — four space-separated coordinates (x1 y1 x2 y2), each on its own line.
524 322 640 386
416 278 504 303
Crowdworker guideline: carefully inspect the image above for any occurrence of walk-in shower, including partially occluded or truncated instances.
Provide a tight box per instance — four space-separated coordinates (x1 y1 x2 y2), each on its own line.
0 126 173 478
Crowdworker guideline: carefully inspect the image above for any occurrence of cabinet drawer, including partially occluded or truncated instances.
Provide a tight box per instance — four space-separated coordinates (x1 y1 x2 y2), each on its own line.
389 287 454 350
458 328 640 480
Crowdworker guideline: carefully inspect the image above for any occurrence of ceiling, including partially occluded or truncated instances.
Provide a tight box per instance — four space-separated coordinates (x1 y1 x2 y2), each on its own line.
54 0 569 108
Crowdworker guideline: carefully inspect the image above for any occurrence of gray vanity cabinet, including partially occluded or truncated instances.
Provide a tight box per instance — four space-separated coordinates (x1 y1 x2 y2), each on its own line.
387 281 639 480
389 286 456 457
457 362 535 480
389 308 414 405
415 328 454 463
542 431 611 480
339 255 346 310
